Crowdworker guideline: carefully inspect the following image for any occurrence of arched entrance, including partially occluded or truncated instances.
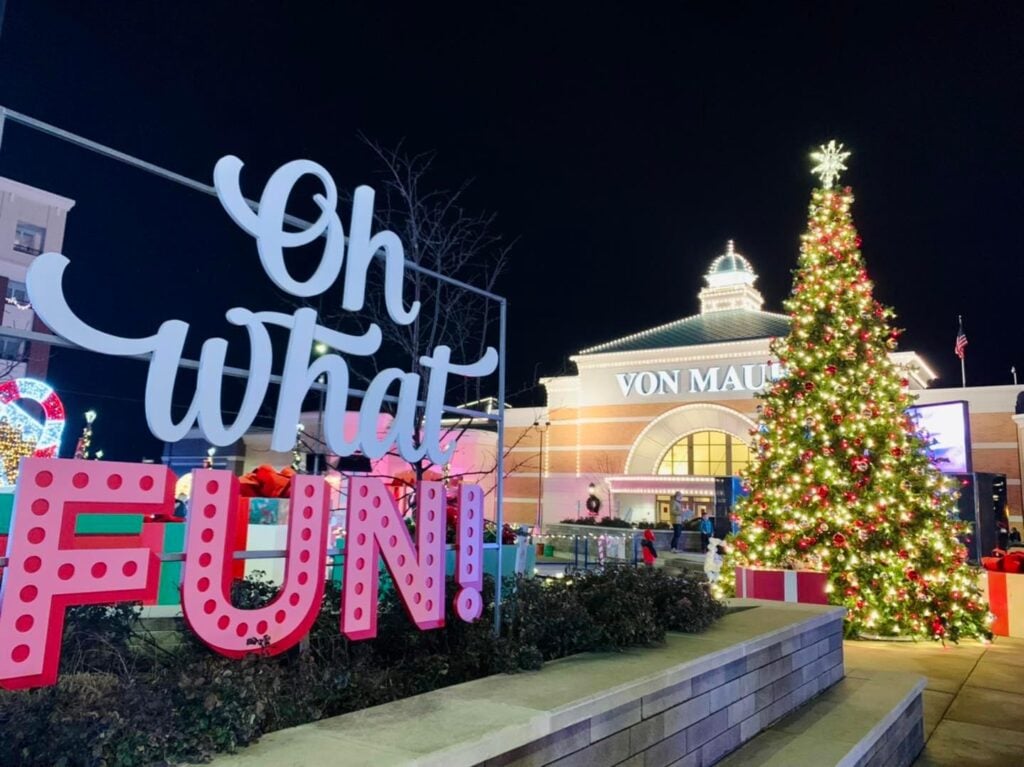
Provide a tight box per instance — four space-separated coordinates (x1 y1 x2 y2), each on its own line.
608 404 755 525
624 403 756 475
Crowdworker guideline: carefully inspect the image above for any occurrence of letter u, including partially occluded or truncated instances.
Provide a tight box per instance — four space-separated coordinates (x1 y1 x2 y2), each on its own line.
180 470 329 658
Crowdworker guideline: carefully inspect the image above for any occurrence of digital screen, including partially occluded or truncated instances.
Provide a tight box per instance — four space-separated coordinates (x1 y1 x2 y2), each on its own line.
907 400 972 474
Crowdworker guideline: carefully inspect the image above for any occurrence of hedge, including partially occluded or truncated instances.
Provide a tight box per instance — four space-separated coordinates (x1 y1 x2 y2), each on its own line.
0 565 726 766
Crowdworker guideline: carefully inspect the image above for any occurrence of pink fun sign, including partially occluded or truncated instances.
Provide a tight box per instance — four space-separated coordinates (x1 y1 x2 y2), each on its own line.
0 458 485 690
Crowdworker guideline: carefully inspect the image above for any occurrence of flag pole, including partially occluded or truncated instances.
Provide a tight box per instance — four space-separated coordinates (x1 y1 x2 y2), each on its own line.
958 314 966 388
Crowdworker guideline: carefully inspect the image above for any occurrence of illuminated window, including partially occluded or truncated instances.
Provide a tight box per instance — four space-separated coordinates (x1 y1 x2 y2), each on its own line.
0 338 25 361
657 430 750 476
14 222 46 256
5 281 28 304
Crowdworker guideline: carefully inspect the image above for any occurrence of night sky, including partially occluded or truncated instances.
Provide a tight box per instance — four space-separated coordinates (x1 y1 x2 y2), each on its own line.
0 2 1021 460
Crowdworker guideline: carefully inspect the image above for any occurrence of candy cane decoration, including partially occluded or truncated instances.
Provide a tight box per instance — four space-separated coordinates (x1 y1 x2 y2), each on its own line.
0 379 66 484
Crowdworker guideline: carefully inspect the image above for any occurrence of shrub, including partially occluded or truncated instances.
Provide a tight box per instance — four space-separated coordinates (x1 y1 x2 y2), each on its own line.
596 517 633 529
0 567 726 766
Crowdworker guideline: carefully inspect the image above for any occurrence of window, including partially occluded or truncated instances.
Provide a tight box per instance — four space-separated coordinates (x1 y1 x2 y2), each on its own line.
656 430 751 477
0 338 25 361
5 281 28 304
13 222 46 256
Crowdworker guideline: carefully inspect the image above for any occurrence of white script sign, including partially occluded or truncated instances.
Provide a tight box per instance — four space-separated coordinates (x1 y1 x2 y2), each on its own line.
616 363 783 397
26 157 498 465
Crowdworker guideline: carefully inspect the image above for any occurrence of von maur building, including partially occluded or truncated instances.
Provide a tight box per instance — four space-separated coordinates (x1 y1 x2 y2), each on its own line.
502 242 1024 533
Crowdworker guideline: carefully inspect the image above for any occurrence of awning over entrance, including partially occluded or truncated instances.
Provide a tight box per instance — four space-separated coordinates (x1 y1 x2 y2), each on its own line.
605 474 719 496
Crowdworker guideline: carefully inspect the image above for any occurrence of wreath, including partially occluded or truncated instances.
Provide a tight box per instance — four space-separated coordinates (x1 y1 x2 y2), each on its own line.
585 495 601 515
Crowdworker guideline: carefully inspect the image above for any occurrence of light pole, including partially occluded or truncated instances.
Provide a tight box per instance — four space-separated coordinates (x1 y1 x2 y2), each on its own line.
533 420 550 530
313 343 328 474
74 410 97 459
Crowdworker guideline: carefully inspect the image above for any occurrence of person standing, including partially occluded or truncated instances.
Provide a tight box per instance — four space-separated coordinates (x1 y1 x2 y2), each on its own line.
699 511 714 553
670 491 685 552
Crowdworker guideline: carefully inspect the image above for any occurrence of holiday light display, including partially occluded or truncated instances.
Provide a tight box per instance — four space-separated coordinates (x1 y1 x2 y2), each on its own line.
723 143 990 642
0 378 66 485
73 409 97 459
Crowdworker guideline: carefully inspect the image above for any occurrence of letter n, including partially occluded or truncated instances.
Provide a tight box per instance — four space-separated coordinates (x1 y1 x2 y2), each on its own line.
0 459 171 689
341 478 445 640
180 470 329 658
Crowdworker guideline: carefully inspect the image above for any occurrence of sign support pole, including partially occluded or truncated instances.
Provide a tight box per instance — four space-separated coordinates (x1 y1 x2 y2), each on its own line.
493 298 507 635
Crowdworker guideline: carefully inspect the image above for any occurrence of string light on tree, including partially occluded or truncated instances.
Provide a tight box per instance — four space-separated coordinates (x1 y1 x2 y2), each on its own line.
723 141 990 642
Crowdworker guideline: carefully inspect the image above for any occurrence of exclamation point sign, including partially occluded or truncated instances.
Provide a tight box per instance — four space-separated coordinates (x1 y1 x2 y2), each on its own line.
454 484 484 621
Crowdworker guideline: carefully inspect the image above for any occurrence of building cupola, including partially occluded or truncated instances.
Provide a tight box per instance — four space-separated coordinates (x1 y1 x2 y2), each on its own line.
698 240 765 313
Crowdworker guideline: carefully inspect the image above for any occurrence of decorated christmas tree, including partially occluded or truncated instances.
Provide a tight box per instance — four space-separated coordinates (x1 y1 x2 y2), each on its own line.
725 142 990 642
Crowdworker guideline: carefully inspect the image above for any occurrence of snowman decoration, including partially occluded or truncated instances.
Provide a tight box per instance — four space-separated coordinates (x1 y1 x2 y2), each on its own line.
704 537 724 583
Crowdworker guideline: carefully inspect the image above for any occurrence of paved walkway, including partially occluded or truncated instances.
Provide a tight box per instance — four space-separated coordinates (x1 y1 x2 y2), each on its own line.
844 636 1024 766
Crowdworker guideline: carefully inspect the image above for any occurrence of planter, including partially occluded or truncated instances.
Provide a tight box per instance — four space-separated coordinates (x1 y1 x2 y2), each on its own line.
734 565 830 605
980 569 1024 638
208 603 851 767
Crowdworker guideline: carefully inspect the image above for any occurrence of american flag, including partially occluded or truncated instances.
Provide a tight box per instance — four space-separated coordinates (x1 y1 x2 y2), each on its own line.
954 317 968 360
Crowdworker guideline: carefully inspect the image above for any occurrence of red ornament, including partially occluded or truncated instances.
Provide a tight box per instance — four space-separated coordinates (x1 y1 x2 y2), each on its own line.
805 381 815 391
832 414 843 424
817 486 830 501
832 532 846 547
854 236 862 247
898 549 908 560
825 365 837 376
891 447 903 457
850 456 870 472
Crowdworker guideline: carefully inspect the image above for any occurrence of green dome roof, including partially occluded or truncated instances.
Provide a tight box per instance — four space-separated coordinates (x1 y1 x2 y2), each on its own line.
707 240 754 276
578 309 790 355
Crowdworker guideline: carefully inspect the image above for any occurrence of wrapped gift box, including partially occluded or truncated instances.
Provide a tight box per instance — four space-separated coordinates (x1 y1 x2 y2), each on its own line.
734 566 829 605
980 569 1024 638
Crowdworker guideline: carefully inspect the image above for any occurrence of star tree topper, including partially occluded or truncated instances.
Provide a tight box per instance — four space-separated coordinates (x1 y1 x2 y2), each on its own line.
811 140 851 188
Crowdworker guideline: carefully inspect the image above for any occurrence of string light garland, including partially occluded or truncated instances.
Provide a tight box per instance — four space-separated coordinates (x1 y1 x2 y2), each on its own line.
0 378 67 485
0 420 39 485
721 143 990 643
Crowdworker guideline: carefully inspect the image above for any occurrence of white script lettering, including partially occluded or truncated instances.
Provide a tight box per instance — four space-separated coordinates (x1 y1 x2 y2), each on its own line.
27 157 498 464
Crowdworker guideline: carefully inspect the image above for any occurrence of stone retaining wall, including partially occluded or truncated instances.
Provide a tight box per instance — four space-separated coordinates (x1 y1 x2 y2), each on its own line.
206 602 849 767
853 687 924 767
483 611 845 767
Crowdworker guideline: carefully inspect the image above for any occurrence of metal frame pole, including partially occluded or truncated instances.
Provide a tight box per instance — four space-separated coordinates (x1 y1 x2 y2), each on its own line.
492 298 507 634
0 105 514 634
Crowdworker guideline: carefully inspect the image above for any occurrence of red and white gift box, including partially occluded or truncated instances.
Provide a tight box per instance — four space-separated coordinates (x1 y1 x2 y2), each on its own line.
980 570 1024 638
734 566 829 605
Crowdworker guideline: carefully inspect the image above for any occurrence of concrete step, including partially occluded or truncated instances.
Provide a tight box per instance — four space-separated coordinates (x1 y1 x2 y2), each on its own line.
715 670 925 767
